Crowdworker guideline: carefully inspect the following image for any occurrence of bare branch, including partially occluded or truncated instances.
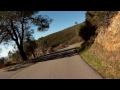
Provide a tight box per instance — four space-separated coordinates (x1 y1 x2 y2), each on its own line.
20 18 25 46
10 20 18 41
16 27 21 40
6 27 16 41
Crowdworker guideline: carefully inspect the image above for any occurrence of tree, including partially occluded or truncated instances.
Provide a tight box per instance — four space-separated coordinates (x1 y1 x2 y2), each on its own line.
0 58 4 67
24 34 37 58
75 22 78 25
10 50 22 62
0 48 1 53
86 11 118 28
8 51 12 58
37 37 48 55
0 11 53 60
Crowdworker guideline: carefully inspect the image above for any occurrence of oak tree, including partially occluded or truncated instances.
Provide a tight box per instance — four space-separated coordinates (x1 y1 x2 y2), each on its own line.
0 11 52 60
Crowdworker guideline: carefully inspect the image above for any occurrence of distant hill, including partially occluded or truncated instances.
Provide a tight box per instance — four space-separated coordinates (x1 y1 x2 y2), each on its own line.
36 23 82 48
32 23 83 57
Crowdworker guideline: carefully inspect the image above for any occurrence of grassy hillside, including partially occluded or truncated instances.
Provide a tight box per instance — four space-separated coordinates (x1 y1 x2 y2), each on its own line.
37 23 82 48
79 11 120 79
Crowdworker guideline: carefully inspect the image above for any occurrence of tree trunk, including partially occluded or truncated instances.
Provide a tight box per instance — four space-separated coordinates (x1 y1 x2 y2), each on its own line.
19 50 28 61
18 45 28 61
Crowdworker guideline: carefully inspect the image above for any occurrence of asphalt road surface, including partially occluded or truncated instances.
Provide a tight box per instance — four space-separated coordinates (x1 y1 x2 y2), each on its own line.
0 48 103 79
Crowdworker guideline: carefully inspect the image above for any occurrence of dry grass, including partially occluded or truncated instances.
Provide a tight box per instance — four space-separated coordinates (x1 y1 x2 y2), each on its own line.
0 66 4 69
37 23 82 48
80 50 106 78
78 11 120 79
80 42 120 79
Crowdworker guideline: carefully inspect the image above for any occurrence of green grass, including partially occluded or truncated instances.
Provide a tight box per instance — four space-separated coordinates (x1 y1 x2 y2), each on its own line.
80 50 106 78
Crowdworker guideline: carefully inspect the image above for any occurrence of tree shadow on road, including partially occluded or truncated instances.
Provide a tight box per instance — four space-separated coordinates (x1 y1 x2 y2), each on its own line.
4 48 78 72
4 63 33 72
32 48 78 63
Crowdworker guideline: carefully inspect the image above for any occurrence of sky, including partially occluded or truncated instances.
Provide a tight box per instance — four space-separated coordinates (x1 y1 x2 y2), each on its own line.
0 11 86 58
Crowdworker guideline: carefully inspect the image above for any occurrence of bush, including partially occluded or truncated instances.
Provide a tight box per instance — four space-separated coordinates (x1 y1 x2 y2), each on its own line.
5 61 13 66
10 51 22 63
0 59 4 68
86 11 118 28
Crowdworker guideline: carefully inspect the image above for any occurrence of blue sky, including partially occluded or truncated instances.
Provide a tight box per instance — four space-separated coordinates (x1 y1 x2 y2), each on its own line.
0 11 86 57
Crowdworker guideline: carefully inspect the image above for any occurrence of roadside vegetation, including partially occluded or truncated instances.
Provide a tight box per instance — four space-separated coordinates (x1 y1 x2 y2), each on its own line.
78 11 120 79
80 44 120 79
80 49 106 78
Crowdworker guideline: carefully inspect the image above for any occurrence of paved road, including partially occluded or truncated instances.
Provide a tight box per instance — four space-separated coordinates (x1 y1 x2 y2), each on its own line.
0 48 103 79
0 68 25 79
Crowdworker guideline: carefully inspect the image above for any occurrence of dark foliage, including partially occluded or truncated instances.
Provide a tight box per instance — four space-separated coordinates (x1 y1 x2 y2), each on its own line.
0 58 4 67
24 39 37 58
79 11 118 52
86 11 118 29
79 21 97 42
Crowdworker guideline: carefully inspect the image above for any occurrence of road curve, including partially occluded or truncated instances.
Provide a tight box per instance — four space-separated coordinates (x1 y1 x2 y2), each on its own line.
10 55 103 79
0 47 103 79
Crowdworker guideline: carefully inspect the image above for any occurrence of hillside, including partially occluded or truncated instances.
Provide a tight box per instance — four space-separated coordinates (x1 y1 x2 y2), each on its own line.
37 23 82 48
79 11 120 79
33 23 83 57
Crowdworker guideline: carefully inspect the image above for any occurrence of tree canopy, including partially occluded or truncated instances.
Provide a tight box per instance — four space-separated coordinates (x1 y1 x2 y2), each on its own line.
0 11 53 60
86 11 118 28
